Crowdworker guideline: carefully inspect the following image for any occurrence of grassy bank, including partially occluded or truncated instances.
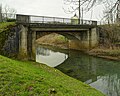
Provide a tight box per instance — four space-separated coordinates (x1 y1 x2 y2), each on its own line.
0 55 104 96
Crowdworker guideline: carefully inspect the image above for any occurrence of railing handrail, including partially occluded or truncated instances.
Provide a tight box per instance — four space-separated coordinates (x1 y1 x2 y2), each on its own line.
16 14 98 25
16 14 71 20
16 14 98 22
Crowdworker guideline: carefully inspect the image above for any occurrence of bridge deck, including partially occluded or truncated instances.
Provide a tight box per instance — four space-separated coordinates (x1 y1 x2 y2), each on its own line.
29 23 96 31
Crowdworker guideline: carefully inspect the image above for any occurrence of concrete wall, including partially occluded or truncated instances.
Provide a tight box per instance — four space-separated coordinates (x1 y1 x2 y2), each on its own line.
90 28 99 48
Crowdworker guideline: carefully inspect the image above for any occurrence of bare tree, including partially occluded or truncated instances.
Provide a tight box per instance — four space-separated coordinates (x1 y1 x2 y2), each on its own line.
63 0 117 23
100 24 120 49
63 0 105 16
101 0 120 24
2 5 16 21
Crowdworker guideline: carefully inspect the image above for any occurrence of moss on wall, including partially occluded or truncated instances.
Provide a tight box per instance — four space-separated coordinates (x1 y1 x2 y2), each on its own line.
0 22 16 56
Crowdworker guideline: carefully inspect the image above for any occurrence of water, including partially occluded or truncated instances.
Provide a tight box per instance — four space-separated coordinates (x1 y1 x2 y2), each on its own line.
36 45 120 96
36 46 68 67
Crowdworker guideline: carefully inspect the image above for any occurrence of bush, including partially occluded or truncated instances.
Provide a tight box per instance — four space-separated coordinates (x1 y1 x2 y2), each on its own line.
6 19 16 22
99 24 120 48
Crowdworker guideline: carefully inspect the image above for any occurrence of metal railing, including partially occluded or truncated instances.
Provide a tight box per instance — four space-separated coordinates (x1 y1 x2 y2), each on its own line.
16 14 97 25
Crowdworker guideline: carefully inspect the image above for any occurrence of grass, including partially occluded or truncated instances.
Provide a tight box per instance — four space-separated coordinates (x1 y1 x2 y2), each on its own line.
0 22 15 33
0 55 105 96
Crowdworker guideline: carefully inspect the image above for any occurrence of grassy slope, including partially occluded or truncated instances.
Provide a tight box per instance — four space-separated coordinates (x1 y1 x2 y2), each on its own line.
0 22 15 33
0 55 105 96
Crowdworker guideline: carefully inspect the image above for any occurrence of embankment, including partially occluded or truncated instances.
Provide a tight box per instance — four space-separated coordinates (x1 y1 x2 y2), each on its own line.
0 55 104 96
88 48 120 61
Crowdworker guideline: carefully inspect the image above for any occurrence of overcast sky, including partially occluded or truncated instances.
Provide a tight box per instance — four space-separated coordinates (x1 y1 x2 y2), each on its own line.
1 0 108 21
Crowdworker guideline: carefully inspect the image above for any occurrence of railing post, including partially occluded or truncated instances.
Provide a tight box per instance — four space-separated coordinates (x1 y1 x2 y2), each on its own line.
53 17 55 23
42 16 44 23
63 18 64 24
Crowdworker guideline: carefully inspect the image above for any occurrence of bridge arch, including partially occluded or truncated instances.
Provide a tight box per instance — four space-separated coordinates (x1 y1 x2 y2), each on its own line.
18 24 99 61
35 30 88 40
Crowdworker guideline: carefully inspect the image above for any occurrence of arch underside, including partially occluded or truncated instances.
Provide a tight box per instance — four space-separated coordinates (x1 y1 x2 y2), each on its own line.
36 30 88 41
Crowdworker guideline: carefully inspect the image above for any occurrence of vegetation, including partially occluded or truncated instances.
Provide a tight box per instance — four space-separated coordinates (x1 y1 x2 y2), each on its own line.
0 22 16 55
0 55 104 96
91 24 120 59
0 22 15 33
99 24 120 48
89 24 120 60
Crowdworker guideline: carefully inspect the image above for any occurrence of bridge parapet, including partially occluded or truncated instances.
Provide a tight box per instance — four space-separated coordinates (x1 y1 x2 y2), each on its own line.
16 14 97 26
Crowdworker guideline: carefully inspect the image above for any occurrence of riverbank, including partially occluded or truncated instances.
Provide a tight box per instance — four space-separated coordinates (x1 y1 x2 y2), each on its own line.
36 33 68 49
88 48 120 61
36 33 120 61
0 55 104 96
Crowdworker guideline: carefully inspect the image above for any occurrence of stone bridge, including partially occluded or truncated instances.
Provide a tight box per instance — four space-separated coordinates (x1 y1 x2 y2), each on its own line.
17 14 99 60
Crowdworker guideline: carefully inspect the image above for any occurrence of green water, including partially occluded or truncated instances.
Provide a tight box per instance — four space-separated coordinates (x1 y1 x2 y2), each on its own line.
36 45 120 96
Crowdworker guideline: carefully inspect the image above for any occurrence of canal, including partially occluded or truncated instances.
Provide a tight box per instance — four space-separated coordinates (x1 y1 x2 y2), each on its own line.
36 45 120 96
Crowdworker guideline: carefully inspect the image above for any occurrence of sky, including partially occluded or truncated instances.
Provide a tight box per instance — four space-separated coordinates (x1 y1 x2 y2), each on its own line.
0 0 110 21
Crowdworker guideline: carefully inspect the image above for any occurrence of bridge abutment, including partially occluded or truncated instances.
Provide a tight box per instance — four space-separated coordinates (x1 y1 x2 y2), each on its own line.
68 28 99 50
90 28 99 48
18 25 36 60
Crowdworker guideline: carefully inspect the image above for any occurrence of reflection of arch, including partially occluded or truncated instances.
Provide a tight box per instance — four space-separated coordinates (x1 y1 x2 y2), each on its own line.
55 52 98 82
36 46 69 67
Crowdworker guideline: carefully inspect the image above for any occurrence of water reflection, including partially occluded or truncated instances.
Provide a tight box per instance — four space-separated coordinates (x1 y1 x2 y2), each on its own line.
36 47 50 56
56 51 120 96
36 46 68 67
36 45 120 96
89 74 120 96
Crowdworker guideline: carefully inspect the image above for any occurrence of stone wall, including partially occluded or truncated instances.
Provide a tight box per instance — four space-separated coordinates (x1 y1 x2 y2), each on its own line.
0 26 20 57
